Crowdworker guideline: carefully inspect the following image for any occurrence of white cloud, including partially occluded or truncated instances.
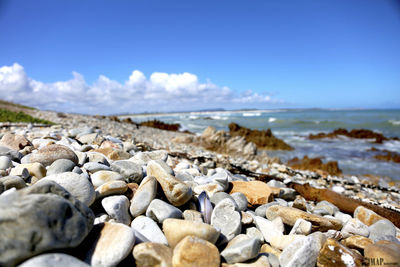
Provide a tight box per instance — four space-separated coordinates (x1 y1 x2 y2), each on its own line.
0 63 280 114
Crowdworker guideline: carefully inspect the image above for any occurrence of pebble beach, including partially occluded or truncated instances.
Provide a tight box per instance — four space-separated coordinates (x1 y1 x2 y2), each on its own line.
1 108 400 267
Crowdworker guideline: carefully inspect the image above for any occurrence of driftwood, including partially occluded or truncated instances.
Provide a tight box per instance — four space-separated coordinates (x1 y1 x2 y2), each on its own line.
290 183 400 228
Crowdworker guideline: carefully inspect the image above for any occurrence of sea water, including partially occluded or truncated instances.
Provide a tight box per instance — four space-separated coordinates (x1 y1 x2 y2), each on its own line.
129 109 400 180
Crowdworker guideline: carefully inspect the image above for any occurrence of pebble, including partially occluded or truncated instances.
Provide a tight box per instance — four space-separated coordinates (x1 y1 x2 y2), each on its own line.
0 155 12 170
22 144 78 167
231 192 248 211
289 218 312 235
9 167 30 180
173 235 220 267
0 145 22 161
146 199 183 223
39 172 96 206
0 175 27 190
0 133 32 151
162 218 220 247
101 195 131 225
341 218 370 238
84 222 135 267
210 191 234 206
129 176 157 218
0 181 94 266
220 235 260 264
266 205 342 231
211 198 242 243
317 238 363 267
47 159 76 175
17 162 49 179
314 200 339 216
229 180 275 205
183 210 203 222
146 160 192 206
111 160 143 183
334 210 352 224
342 235 373 250
253 216 283 243
368 219 397 242
133 242 173 267
354 206 385 226
245 227 264 242
95 180 128 198
91 170 124 189
270 234 305 250
17 253 90 267
279 236 320 267
83 162 111 173
131 216 168 245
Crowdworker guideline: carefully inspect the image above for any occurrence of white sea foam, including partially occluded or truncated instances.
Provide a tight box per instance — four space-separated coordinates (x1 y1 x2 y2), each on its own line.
268 117 276 122
242 112 261 117
389 119 400 125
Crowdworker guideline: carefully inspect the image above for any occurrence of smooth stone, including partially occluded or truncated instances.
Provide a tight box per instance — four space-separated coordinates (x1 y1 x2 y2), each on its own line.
87 152 109 165
253 216 283 243
0 145 22 161
0 181 94 266
129 176 157 218
292 195 307 211
279 236 320 267
84 222 135 267
193 183 225 196
210 192 234 206
211 198 241 243
95 180 128 198
364 240 400 267
270 235 305 250
334 210 352 224
173 235 220 267
342 235 373 250
221 235 261 264
229 180 276 205
254 204 269 217
317 238 363 267
133 242 173 267
267 179 286 188
146 199 183 223
91 170 124 189
0 155 12 170
246 227 264 243
13 162 46 180
78 133 104 145
74 151 88 165
231 192 248 211
131 216 168 245
314 200 339 216
183 210 203 222
260 243 281 257
22 144 78 167
341 218 370 238
289 218 312 235
241 211 253 224
131 150 168 164
101 195 131 225
266 205 342 231
354 206 385 226
17 253 90 267
278 188 297 201
9 166 30 180
369 219 397 242
162 218 220 247
0 133 31 151
38 172 96 206
111 160 143 183
83 162 111 173
146 160 192 206
47 159 76 175
0 176 26 190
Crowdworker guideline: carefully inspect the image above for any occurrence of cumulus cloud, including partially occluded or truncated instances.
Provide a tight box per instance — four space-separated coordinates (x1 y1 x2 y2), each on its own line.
0 63 280 114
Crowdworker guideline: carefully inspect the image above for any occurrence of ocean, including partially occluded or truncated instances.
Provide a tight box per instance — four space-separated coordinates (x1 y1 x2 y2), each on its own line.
129 109 400 180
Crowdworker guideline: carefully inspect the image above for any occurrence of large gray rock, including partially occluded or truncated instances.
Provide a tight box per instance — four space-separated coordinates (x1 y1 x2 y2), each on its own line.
368 219 397 242
211 198 241 244
21 144 78 167
129 176 157 218
0 145 22 161
0 176 27 190
111 160 143 183
0 181 94 267
38 172 96 206
17 253 90 267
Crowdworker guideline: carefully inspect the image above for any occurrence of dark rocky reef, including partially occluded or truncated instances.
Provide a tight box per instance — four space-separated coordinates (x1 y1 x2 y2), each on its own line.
140 120 181 132
287 156 342 176
309 128 398 144
228 123 293 150
369 147 400 164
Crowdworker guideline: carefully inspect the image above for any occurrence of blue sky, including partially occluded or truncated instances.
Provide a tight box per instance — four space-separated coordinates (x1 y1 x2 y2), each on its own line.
0 0 399 114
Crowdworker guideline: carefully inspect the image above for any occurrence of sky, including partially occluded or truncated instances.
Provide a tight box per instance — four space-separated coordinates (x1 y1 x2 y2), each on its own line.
0 0 399 114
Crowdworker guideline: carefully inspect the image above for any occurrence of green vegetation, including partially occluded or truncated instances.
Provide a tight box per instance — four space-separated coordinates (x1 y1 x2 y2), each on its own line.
0 108 53 124
0 100 36 110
